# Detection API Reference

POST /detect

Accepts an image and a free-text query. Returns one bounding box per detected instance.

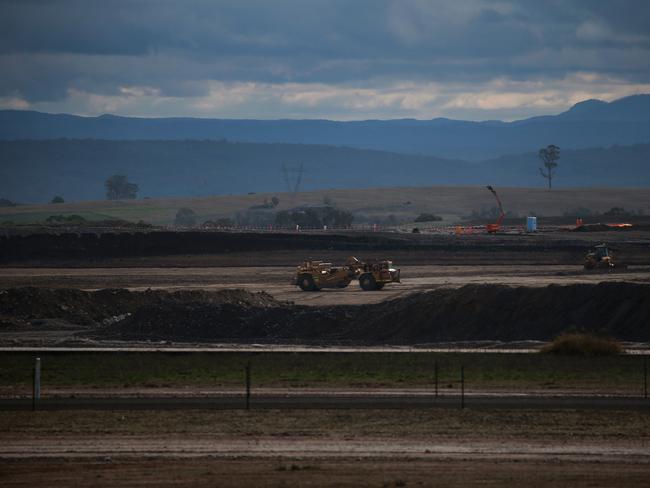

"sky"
[1,0,650,121]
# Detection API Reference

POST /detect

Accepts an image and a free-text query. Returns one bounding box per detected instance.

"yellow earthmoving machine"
[294,256,400,291]
[358,259,401,290]
[583,243,624,270]
[294,257,361,291]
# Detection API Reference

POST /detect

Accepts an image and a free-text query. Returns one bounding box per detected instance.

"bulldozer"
[294,256,400,291]
[583,243,624,270]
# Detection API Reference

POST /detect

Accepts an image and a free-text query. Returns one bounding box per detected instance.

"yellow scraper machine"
[294,256,400,291]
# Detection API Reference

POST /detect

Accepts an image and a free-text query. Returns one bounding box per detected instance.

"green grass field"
[1,352,646,393]
[2,186,649,225]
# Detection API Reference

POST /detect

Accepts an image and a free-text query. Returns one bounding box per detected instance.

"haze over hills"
[1,139,649,203]
[1,94,649,203]
[1,95,650,161]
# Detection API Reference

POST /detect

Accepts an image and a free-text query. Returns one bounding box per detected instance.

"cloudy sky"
[1,0,649,120]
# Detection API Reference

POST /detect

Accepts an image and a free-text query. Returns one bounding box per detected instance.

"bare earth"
[3,230,650,485]
[1,409,650,487]
[2,264,650,306]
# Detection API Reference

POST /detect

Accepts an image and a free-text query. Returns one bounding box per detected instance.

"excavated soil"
[3,229,650,266]
[2,283,649,344]
[0,288,279,329]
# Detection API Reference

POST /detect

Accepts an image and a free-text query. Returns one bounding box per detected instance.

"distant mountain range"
[1,139,649,202]
[1,95,650,161]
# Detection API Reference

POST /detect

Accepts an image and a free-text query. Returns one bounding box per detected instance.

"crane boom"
[486,185,505,232]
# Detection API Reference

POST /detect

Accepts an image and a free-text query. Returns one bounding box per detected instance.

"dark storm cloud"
[0,0,649,118]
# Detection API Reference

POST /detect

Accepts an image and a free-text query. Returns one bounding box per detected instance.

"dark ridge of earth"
[0,230,570,262]
[2,283,649,343]
[2,229,649,265]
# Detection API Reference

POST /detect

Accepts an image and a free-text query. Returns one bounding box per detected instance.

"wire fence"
[23,353,649,411]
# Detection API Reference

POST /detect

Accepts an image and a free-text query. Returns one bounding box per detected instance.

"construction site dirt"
[2,227,650,265]
[1,280,649,346]
[2,228,650,486]
[1,227,650,346]
[2,408,650,487]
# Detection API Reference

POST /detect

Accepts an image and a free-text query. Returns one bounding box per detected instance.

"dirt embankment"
[0,231,415,262]
[2,283,649,343]
[0,288,279,328]
[2,229,643,264]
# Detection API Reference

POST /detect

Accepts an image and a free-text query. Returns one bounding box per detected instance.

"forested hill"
[1,95,649,160]
[1,139,649,202]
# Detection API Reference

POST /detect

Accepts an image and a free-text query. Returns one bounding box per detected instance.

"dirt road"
[2,435,647,461]
[2,264,649,305]
[2,408,650,486]
[3,455,649,487]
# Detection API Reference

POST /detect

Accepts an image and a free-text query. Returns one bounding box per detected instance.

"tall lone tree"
[538,144,560,189]
[105,175,139,200]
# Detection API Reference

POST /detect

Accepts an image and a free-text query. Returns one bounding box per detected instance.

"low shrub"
[174,207,197,226]
[45,214,86,223]
[0,198,17,207]
[414,212,442,222]
[541,333,622,356]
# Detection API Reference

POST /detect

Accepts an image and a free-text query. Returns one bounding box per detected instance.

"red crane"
[485,185,505,233]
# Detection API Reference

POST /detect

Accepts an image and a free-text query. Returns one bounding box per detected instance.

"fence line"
[27,354,648,411]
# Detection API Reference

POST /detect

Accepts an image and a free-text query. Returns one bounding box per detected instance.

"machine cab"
[594,244,610,260]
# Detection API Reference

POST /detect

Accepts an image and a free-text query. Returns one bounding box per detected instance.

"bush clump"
[45,214,86,223]
[414,212,442,222]
[541,333,623,356]
[0,198,17,207]
[275,206,353,228]
[250,196,279,210]
[174,207,197,226]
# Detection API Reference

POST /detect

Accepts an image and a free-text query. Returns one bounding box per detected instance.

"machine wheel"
[298,274,318,291]
[359,273,377,291]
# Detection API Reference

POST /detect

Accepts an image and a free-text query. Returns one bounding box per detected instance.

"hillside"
[0,139,470,202]
[1,95,649,160]
[1,186,648,226]
[481,144,650,187]
[1,139,650,204]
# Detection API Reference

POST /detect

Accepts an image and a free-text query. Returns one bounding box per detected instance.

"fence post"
[434,361,438,400]
[33,357,41,411]
[460,365,465,410]
[245,360,251,410]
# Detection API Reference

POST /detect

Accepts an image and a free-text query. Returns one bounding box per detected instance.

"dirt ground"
[2,229,650,485]
[1,409,650,487]
[3,457,650,487]
[2,264,650,306]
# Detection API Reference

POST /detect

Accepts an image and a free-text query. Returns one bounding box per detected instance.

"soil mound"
[4,283,649,343]
[572,223,633,232]
[94,282,650,344]
[359,282,650,343]
[0,231,416,262]
[0,287,279,327]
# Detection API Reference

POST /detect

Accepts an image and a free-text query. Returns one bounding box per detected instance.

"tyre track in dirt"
[2,264,650,306]
[2,435,649,462]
